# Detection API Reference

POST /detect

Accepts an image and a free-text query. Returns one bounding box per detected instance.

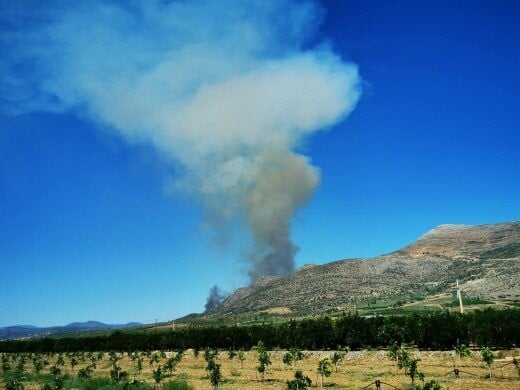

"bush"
[422,380,444,390]
[286,370,312,389]
[5,378,25,390]
[77,365,94,379]
[69,377,154,390]
[161,379,194,390]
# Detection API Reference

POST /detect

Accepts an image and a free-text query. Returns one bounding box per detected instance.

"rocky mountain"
[201,221,520,320]
[0,321,142,340]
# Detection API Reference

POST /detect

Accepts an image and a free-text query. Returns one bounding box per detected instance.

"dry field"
[2,348,520,389]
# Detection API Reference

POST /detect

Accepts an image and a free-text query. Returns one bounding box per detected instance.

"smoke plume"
[204,285,228,313]
[0,0,361,281]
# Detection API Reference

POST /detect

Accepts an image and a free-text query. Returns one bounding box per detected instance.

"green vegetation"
[208,361,221,389]
[152,364,163,384]
[1,346,517,389]
[480,347,496,378]
[0,309,518,354]
[421,380,444,390]
[161,379,193,390]
[255,341,271,380]
[445,297,492,307]
[408,358,422,385]
[316,358,332,387]
[286,370,312,389]
[331,350,346,372]
[282,348,304,368]
[454,339,471,367]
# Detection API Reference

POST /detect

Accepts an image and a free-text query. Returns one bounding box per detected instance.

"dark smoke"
[247,224,299,282]
[204,285,227,312]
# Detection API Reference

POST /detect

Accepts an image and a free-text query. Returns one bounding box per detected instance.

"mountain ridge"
[0,321,142,340]
[198,220,520,321]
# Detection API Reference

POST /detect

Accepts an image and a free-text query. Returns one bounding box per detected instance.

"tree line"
[1,308,518,353]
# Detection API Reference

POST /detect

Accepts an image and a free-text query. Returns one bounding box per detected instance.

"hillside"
[197,221,520,321]
[0,321,142,341]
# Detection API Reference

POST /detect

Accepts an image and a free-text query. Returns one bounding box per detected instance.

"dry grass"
[260,307,293,315]
[3,349,520,389]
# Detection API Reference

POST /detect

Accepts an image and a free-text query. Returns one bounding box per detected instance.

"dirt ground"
[2,348,520,389]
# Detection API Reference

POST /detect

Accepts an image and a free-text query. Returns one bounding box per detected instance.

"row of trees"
[0,309,517,353]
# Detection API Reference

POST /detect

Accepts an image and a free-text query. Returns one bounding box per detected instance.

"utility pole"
[456,279,464,314]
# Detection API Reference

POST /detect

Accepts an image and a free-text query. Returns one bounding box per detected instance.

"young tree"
[110,363,127,382]
[2,354,11,373]
[397,348,412,374]
[256,341,271,380]
[408,358,422,385]
[175,350,185,363]
[331,351,346,372]
[283,349,304,369]
[228,347,237,360]
[15,359,25,375]
[164,356,179,376]
[291,349,304,363]
[317,358,332,387]
[108,352,119,365]
[149,353,160,365]
[388,342,400,361]
[209,362,222,389]
[389,345,415,376]
[480,347,496,378]
[286,370,312,390]
[238,350,246,368]
[204,348,218,365]
[77,365,93,379]
[55,355,65,367]
[152,364,163,385]
[33,359,43,375]
[283,352,294,368]
[50,365,61,377]
[69,357,78,371]
[136,357,143,374]
[454,340,471,367]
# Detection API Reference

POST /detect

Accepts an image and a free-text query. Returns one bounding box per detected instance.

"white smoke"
[0,0,361,281]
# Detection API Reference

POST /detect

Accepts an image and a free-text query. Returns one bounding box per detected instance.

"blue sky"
[1,0,519,327]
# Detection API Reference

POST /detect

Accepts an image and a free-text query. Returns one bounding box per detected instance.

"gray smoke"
[0,0,362,282]
[204,285,227,312]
